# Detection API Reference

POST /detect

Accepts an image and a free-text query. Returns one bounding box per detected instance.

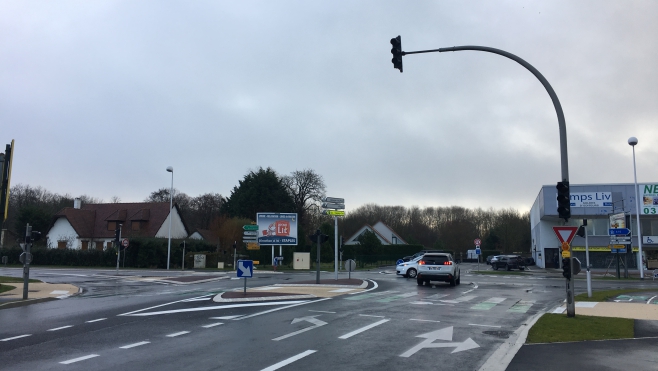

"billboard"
[256,213,298,245]
[609,212,627,229]
[640,184,658,215]
[569,192,612,207]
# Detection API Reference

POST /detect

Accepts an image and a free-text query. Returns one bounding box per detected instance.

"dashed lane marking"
[1,334,31,341]
[338,319,390,339]
[120,341,150,349]
[48,325,73,331]
[202,323,224,328]
[410,319,441,323]
[469,323,501,328]
[260,350,317,371]
[376,292,418,303]
[344,290,398,301]
[59,354,99,364]
[85,318,107,323]
[166,331,190,337]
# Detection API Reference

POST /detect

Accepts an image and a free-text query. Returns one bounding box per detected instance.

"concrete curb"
[477,310,545,371]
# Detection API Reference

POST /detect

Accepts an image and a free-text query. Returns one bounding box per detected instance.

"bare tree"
[281,169,326,229]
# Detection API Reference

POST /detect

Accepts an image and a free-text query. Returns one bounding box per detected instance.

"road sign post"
[553,226,578,317]
[237,260,253,293]
[345,259,356,280]
[322,197,345,281]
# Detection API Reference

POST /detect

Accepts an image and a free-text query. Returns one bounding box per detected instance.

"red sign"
[474,238,481,246]
[552,226,578,244]
[263,220,291,237]
[121,238,129,248]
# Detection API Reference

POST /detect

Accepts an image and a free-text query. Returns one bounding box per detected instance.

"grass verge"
[0,276,40,284]
[471,270,528,275]
[527,313,634,343]
[0,284,16,294]
[575,288,658,302]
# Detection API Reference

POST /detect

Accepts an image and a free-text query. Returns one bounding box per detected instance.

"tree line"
[1,167,530,258]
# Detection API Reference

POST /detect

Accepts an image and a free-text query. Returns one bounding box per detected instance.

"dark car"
[492,255,526,271]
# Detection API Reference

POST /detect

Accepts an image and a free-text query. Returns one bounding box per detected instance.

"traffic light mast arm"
[397,44,569,186]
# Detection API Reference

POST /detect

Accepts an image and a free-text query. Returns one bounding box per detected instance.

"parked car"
[487,255,501,265]
[524,256,535,266]
[396,256,423,278]
[416,253,460,287]
[492,255,526,271]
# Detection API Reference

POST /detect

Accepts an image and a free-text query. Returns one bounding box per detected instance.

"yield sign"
[552,226,578,244]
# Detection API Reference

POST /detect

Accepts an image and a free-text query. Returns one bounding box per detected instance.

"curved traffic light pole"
[400,44,575,317]
[403,45,569,184]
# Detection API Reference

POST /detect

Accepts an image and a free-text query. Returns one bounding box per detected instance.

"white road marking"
[410,319,441,323]
[48,325,73,331]
[308,310,335,314]
[648,296,657,304]
[260,350,316,371]
[272,316,327,341]
[469,323,501,328]
[338,319,390,339]
[329,288,355,293]
[59,354,99,364]
[166,331,190,337]
[1,334,31,341]
[551,306,566,314]
[235,298,331,320]
[122,301,309,316]
[454,295,477,302]
[410,301,434,305]
[359,314,385,318]
[253,287,280,290]
[202,322,224,328]
[210,315,242,320]
[85,318,107,323]
[118,293,227,316]
[575,302,598,308]
[120,341,150,349]
[347,279,378,294]
[50,290,70,295]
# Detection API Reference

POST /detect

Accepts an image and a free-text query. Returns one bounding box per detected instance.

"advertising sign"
[257,212,298,245]
[567,192,612,207]
[640,184,658,215]
[609,212,627,229]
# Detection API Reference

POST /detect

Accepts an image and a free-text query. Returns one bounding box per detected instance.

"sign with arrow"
[272,315,327,341]
[552,226,578,244]
[237,260,253,278]
[243,224,258,231]
[609,228,631,236]
[399,326,479,357]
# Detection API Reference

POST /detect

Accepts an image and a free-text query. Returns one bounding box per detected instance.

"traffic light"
[576,225,585,238]
[556,181,570,221]
[562,258,571,279]
[309,229,329,243]
[31,231,41,242]
[114,228,120,245]
[390,36,403,72]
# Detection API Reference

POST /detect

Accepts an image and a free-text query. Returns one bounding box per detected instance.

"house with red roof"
[344,221,407,245]
[46,198,188,250]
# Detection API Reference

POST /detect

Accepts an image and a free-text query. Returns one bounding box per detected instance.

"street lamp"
[166,166,173,270]
[628,137,644,279]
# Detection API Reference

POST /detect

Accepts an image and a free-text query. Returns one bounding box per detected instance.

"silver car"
[396,256,423,278]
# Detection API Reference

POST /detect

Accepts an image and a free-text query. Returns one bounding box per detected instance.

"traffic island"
[526,314,634,343]
[213,278,369,303]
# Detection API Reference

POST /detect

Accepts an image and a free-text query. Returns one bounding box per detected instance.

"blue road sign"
[475,248,481,255]
[237,260,253,278]
[396,259,404,265]
[609,228,631,236]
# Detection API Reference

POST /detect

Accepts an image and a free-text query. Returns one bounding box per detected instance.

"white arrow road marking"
[59,354,99,364]
[260,350,317,371]
[338,319,390,339]
[273,316,327,341]
[238,261,251,276]
[400,326,480,357]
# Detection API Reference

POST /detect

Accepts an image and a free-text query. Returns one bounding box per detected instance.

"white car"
[396,256,422,278]
[416,253,460,287]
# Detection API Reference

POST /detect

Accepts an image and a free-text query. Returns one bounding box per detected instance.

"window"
[132,221,140,231]
[108,221,116,231]
[57,241,67,249]
[392,236,398,244]
[106,241,113,249]
[96,241,104,251]
[81,241,89,251]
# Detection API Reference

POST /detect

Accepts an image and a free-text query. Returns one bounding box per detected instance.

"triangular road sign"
[552,226,579,244]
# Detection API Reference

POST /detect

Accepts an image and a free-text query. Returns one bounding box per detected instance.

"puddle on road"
[483,330,514,339]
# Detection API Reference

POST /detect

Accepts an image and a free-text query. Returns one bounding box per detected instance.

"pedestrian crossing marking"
[507,300,535,313]
[376,292,418,303]
[471,297,506,310]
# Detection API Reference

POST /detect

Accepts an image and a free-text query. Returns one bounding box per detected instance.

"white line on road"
[235,298,331,320]
[59,354,99,364]
[202,323,224,328]
[123,301,309,316]
[359,314,385,318]
[1,334,31,341]
[260,350,316,371]
[210,315,242,320]
[118,293,228,316]
[347,279,378,294]
[120,341,150,349]
[339,319,390,339]
[469,323,501,328]
[85,318,107,323]
[410,319,441,323]
[48,325,73,331]
[308,310,335,314]
[166,331,190,337]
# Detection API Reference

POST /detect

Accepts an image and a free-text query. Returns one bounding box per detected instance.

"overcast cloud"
[2,1,657,212]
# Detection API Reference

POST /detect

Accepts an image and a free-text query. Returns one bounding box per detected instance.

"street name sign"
[609,228,631,236]
[246,243,259,250]
[243,231,257,236]
[322,202,345,209]
[323,197,344,203]
[243,225,258,231]
[552,226,579,244]
[323,210,345,216]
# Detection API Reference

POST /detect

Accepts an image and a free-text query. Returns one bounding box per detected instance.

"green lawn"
[527,314,634,343]
[0,276,40,284]
[575,288,658,302]
[0,284,16,294]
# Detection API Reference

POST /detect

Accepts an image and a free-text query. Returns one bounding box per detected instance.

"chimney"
[74,198,82,209]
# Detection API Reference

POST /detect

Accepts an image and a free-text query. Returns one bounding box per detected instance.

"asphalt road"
[0,265,654,370]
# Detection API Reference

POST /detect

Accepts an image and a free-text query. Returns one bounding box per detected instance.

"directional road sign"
[609,228,631,236]
[323,210,345,216]
[475,247,481,255]
[322,202,345,209]
[246,243,259,250]
[243,225,258,231]
[19,252,32,264]
[396,259,404,265]
[323,197,344,203]
[237,260,253,278]
[243,231,257,236]
[552,226,579,244]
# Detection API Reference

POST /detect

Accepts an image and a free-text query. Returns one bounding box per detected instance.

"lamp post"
[166,166,173,270]
[628,137,644,279]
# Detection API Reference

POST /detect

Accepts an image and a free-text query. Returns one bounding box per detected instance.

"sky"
[2,1,657,213]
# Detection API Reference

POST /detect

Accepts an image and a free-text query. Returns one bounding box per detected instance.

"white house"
[46,198,188,250]
[344,221,407,245]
